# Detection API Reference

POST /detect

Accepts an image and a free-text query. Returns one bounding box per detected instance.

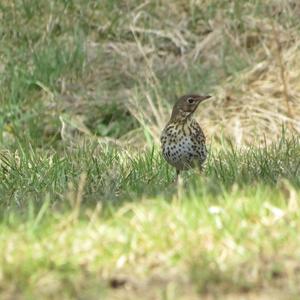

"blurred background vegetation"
[1,0,299,150]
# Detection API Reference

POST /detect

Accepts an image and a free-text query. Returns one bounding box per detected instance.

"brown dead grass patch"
[124,13,300,147]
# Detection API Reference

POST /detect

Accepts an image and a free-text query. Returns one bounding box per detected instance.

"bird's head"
[170,94,211,122]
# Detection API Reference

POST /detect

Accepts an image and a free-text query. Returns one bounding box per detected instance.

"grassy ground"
[1,138,300,299]
[1,0,300,299]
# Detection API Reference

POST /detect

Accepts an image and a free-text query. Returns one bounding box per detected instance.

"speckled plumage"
[161,94,211,180]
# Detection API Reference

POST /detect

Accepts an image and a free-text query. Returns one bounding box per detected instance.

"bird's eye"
[187,97,194,104]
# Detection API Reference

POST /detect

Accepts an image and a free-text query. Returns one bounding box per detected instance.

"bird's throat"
[170,109,193,123]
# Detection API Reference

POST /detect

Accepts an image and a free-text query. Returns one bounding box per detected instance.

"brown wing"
[190,120,207,167]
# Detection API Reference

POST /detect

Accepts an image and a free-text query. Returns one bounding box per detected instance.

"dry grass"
[207,23,300,145]
[122,5,300,146]
[2,1,300,148]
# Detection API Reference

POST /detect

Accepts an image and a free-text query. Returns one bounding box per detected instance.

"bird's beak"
[197,95,212,102]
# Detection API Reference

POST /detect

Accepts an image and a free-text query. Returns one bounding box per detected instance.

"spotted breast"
[161,118,207,171]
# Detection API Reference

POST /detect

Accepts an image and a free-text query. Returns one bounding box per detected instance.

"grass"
[1,0,300,299]
[0,137,300,299]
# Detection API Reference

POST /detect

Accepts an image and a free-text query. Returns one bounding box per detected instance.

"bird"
[160,94,211,182]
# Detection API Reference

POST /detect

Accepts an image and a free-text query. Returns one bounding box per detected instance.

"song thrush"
[161,94,211,181]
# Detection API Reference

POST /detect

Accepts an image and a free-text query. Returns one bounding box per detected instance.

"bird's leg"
[175,169,180,184]
[197,163,204,177]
